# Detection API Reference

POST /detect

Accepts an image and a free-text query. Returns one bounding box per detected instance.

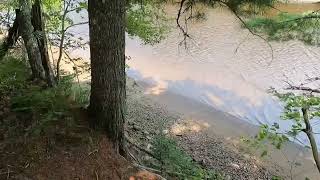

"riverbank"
[51,52,290,179]
[52,39,319,179]
[0,54,277,179]
[126,78,283,179]
[128,78,320,179]
[1,43,318,179]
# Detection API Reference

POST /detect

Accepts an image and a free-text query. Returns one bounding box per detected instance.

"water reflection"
[125,5,320,146]
[68,2,320,146]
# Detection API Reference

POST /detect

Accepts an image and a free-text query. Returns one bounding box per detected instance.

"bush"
[71,84,90,107]
[0,57,29,95]
[245,12,320,45]
[0,57,90,136]
[151,136,223,180]
[9,75,73,134]
[12,75,72,110]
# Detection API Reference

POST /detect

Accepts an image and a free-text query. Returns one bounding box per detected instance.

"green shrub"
[0,57,29,95]
[71,84,90,107]
[12,75,73,111]
[152,136,223,180]
[10,75,74,134]
[245,12,320,45]
[0,56,90,137]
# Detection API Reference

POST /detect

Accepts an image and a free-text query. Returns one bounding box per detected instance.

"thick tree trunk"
[88,0,126,154]
[31,0,55,86]
[19,0,46,80]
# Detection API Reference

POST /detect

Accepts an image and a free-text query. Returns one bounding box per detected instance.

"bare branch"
[217,0,274,65]
[176,0,192,47]
[282,74,320,94]
[64,21,88,32]
[285,85,320,94]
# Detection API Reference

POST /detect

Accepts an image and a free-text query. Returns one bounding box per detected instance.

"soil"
[0,92,161,180]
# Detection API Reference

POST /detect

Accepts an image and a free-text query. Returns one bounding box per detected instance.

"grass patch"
[245,12,320,45]
[0,56,90,137]
[0,56,29,95]
[0,57,102,179]
[151,135,224,180]
[70,84,90,107]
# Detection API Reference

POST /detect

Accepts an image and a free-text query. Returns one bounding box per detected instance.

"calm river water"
[69,3,320,146]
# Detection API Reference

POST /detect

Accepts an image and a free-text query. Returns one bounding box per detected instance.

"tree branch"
[217,0,274,64]
[176,0,191,47]
[64,21,88,32]
[285,85,320,94]
[301,108,320,173]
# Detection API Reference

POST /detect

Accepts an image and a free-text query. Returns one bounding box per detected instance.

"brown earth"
[0,93,160,180]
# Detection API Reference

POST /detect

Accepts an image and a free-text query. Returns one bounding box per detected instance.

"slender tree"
[88,0,126,154]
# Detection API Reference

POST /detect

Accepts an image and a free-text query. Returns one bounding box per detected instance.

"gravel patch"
[125,78,286,179]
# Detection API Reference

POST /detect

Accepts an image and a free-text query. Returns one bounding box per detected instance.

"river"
[69,2,320,147]
[125,3,320,146]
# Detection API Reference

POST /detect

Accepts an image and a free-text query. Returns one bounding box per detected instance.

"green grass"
[0,56,29,95]
[0,56,90,136]
[151,136,224,180]
[71,84,90,107]
[245,12,320,45]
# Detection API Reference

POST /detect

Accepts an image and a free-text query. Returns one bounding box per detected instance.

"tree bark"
[56,0,69,81]
[31,0,55,86]
[19,0,46,80]
[88,0,126,154]
[302,108,320,173]
[0,9,20,60]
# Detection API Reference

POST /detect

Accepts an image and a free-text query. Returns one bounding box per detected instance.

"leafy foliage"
[275,92,320,138]
[152,136,223,179]
[243,122,289,157]
[70,84,90,107]
[126,2,169,44]
[0,56,89,136]
[245,88,320,156]
[246,12,320,45]
[11,76,89,136]
[12,75,73,113]
[0,56,29,95]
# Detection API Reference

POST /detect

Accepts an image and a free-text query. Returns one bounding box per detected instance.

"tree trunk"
[302,108,320,173]
[55,0,68,81]
[31,0,55,86]
[88,0,126,154]
[0,9,20,59]
[19,0,46,80]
